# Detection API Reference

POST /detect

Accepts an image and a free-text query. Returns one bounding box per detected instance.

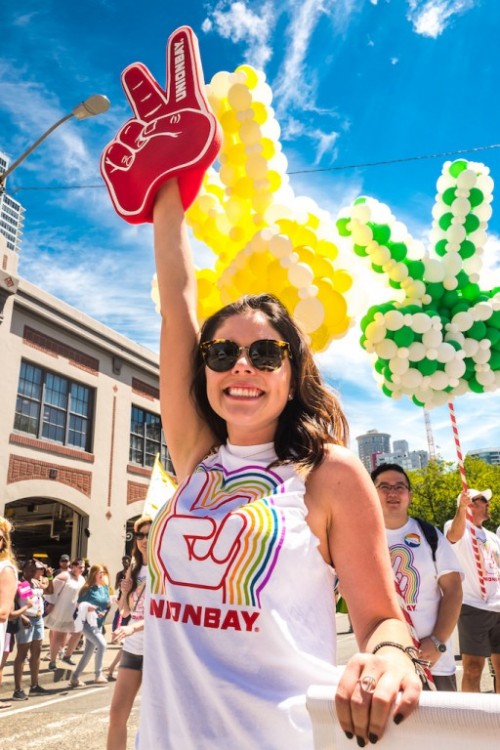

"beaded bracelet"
[372,641,432,686]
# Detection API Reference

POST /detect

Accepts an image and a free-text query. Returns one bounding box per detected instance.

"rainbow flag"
[143,454,177,520]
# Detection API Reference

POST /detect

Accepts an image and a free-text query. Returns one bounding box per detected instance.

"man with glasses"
[371,463,463,690]
[445,488,500,692]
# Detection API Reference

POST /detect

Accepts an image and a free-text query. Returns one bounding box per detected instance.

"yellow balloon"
[228,83,253,111]
[235,64,259,89]
[251,102,268,125]
[332,269,353,293]
[260,137,276,160]
[220,109,240,133]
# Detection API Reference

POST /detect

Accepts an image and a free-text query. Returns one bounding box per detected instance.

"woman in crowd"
[44,558,85,669]
[0,517,17,709]
[106,516,150,750]
[102,41,423,746]
[12,559,47,700]
[69,563,110,687]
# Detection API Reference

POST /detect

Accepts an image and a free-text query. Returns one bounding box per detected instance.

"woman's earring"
[288,392,294,401]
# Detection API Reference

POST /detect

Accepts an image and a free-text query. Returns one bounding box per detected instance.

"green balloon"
[464,359,475,375]
[370,223,391,245]
[468,320,487,340]
[403,304,422,315]
[447,339,462,351]
[394,326,415,347]
[426,282,445,301]
[468,188,484,207]
[354,244,368,257]
[489,310,500,327]
[462,283,480,301]
[441,290,460,308]
[442,188,457,206]
[374,359,385,374]
[486,327,500,347]
[382,385,393,398]
[353,196,367,205]
[455,271,470,290]
[438,213,453,230]
[372,263,384,274]
[418,358,439,375]
[336,218,351,237]
[464,214,480,234]
[388,279,402,289]
[360,309,377,330]
[451,302,470,316]
[388,242,408,262]
[449,160,468,177]
[407,260,425,280]
[469,377,484,394]
[383,366,393,383]
[489,350,500,369]
[412,396,425,407]
[459,240,475,259]
[435,239,448,257]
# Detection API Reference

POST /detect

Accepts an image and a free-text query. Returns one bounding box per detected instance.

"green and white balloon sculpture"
[337,159,500,409]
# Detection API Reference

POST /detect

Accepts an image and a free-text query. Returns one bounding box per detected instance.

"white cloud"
[406,1,477,38]
[390,57,399,65]
[202,1,274,69]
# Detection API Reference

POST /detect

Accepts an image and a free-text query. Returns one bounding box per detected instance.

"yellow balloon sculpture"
[154,65,353,352]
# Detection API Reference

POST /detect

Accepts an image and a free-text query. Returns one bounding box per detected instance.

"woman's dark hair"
[128,516,151,600]
[192,294,348,469]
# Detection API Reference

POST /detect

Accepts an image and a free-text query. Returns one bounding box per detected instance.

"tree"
[408,457,500,531]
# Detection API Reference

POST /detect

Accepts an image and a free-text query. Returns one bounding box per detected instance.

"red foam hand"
[101,26,222,223]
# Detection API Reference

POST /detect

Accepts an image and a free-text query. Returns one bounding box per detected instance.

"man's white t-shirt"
[444,520,500,612]
[386,518,463,676]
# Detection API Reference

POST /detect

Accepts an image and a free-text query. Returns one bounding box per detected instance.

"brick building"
[0,236,170,574]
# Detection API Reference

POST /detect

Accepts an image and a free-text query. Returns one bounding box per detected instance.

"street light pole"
[0,94,110,192]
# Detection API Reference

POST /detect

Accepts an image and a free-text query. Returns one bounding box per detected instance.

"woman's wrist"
[372,641,431,684]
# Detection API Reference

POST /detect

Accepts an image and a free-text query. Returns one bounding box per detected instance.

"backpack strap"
[413,516,439,563]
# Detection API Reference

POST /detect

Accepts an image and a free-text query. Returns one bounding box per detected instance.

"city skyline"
[1,1,499,463]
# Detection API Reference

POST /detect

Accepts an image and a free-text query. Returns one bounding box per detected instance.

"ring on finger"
[358,674,377,694]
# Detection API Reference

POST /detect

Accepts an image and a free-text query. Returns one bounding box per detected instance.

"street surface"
[0,614,494,748]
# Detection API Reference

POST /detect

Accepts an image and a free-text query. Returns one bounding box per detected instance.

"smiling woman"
[101,25,423,749]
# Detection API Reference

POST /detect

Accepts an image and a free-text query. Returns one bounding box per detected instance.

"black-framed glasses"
[200,339,291,372]
[375,482,410,494]
[472,496,489,504]
[134,531,150,540]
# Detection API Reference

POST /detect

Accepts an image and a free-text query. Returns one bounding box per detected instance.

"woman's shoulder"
[306,444,372,501]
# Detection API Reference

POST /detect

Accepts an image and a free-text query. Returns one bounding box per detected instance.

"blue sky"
[1,0,499,463]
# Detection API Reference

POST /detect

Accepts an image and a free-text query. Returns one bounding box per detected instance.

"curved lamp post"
[0,94,110,192]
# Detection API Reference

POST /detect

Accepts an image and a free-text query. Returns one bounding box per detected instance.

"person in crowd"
[112,555,131,632]
[0,517,17,709]
[106,517,149,750]
[371,464,463,690]
[44,559,85,669]
[12,559,47,700]
[69,563,110,687]
[445,488,500,692]
[54,554,71,577]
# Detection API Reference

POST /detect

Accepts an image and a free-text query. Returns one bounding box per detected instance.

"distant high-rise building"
[0,151,25,253]
[467,448,500,466]
[356,429,391,472]
[393,439,409,454]
[375,449,429,471]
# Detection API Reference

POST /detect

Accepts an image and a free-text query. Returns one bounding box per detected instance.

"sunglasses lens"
[249,341,285,370]
[203,341,239,372]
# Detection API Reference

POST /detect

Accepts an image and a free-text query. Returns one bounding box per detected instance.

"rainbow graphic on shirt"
[149,459,287,608]
[389,543,421,607]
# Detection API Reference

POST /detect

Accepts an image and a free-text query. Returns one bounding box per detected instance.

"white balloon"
[443,276,458,290]
[436,342,457,363]
[351,223,373,246]
[472,348,491,365]
[456,169,477,190]
[423,329,442,348]
[451,197,471,217]
[400,368,423,389]
[384,310,405,331]
[424,259,445,283]
[445,359,466,378]
[365,322,387,344]
[443,253,463,275]
[389,357,409,375]
[446,224,466,244]
[462,338,479,357]
[472,301,493,321]
[476,369,495,386]
[452,311,473,331]
[374,338,398,358]
[408,341,427,361]
[350,203,372,223]
[411,312,433,334]
[429,370,449,391]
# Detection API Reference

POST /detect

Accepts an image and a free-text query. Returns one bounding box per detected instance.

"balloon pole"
[448,400,487,599]
[393,580,435,688]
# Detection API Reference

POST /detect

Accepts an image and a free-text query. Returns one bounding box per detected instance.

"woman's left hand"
[335,651,421,745]
[112,624,134,643]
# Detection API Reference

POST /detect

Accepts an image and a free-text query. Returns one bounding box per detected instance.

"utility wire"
[9,142,500,192]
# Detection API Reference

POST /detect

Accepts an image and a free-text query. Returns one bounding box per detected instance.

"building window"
[130,405,172,471]
[14,361,94,451]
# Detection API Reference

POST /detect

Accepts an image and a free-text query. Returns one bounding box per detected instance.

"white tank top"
[139,442,339,749]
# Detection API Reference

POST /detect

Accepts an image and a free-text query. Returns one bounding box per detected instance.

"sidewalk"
[1,629,122,700]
